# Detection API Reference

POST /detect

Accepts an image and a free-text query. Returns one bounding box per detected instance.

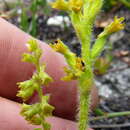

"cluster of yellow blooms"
[50,0,83,12]
[99,16,125,38]
[50,39,85,81]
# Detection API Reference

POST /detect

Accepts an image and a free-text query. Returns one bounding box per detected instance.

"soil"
[90,96,130,130]
[3,3,130,130]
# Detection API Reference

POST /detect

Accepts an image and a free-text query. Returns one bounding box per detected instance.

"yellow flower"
[99,17,125,37]
[62,57,85,81]
[75,57,85,71]
[50,0,69,11]
[50,0,83,12]
[50,39,67,54]
[69,0,83,12]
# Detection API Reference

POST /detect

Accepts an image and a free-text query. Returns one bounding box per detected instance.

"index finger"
[0,17,78,120]
[0,17,98,120]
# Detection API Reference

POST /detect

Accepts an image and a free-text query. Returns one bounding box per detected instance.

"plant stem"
[90,111,130,121]
[37,87,44,130]
[91,123,130,129]
[78,91,91,130]
[78,68,94,130]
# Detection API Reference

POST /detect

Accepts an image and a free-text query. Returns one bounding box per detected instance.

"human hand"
[0,17,96,130]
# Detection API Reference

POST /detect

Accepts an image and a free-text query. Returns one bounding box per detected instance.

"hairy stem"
[36,76,48,130]
[78,69,94,130]
[78,92,91,130]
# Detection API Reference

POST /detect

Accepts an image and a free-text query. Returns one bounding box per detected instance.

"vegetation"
[17,0,125,130]
[19,0,50,37]
[103,0,130,11]
[17,39,54,130]
[50,1,124,130]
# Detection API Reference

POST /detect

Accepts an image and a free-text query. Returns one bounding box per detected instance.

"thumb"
[0,97,93,130]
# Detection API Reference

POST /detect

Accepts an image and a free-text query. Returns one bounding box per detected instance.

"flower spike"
[17,39,54,130]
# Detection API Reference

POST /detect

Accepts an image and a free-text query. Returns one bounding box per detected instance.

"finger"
[0,17,33,100]
[0,17,98,120]
[0,17,77,120]
[0,97,93,130]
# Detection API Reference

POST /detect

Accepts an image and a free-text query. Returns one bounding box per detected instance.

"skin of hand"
[0,17,97,129]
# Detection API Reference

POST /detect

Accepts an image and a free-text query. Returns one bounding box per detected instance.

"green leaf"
[91,36,107,60]
[20,8,29,32]
[30,0,38,13]
[29,14,38,37]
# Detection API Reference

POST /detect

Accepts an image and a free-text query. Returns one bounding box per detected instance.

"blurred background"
[0,0,130,129]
